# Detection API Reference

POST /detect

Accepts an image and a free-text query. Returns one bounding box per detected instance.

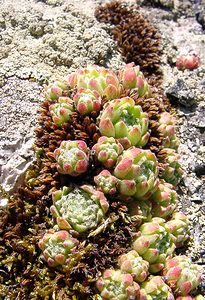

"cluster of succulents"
[99,97,150,149]
[38,229,79,267]
[49,97,74,126]
[150,180,178,219]
[37,63,203,299]
[165,212,190,248]
[132,217,176,273]
[96,269,140,299]
[50,185,109,233]
[138,276,175,300]
[163,256,202,296]
[92,136,123,168]
[118,62,149,96]
[114,147,159,199]
[158,112,179,149]
[67,64,121,100]
[117,250,149,283]
[159,148,183,186]
[54,140,89,176]
[73,87,101,115]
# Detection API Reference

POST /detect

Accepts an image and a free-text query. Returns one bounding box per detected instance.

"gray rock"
[166,78,196,107]
[196,10,205,29]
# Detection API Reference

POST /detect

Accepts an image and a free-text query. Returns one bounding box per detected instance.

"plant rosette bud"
[163,255,202,296]
[45,79,69,101]
[176,55,200,70]
[50,185,109,233]
[73,88,101,115]
[92,136,123,168]
[49,97,74,126]
[119,62,149,97]
[67,65,121,100]
[114,147,159,200]
[54,140,89,176]
[158,112,179,149]
[165,212,190,248]
[150,180,178,219]
[96,269,140,299]
[99,97,150,149]
[118,250,149,283]
[159,148,183,186]
[38,229,79,267]
[94,170,118,195]
[138,276,175,300]
[132,217,176,273]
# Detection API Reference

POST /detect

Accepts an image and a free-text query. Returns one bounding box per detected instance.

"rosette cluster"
[99,97,150,149]
[37,64,202,300]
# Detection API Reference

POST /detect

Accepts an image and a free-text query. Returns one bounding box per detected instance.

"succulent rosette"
[92,136,123,168]
[165,212,190,248]
[54,140,89,176]
[49,97,74,126]
[132,217,176,273]
[96,269,140,299]
[158,112,179,149]
[159,148,183,186]
[73,87,101,115]
[176,55,200,70]
[138,276,175,300]
[94,170,118,195]
[126,200,152,227]
[45,79,69,101]
[99,97,150,149]
[119,62,149,97]
[38,229,79,267]
[150,180,178,219]
[50,185,109,233]
[118,250,149,283]
[163,256,202,296]
[67,65,121,100]
[114,147,159,200]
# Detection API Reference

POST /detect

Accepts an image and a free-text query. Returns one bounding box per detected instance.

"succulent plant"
[49,97,74,126]
[54,140,89,176]
[50,185,109,233]
[38,229,79,267]
[99,97,150,149]
[165,212,190,248]
[67,65,121,100]
[96,269,140,299]
[163,255,202,296]
[118,250,149,283]
[92,136,123,168]
[158,112,179,149]
[94,170,118,195]
[45,79,69,101]
[119,63,149,97]
[126,200,152,227]
[150,180,178,219]
[132,217,176,273]
[159,149,183,186]
[73,87,101,115]
[114,147,159,200]
[176,296,205,300]
[138,276,175,300]
[176,55,200,70]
